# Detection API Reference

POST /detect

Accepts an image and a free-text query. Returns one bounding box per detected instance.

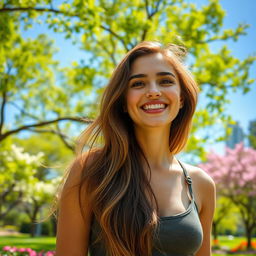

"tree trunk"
[0,186,22,219]
[51,216,57,236]
[30,205,40,237]
[212,221,218,241]
[246,227,253,250]
[30,222,37,237]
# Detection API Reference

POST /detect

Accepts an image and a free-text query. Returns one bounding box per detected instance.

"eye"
[130,81,145,88]
[160,79,174,85]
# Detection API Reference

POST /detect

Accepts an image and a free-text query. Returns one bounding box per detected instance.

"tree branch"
[27,126,75,151]
[141,0,163,41]
[56,124,75,151]
[0,6,129,52]
[0,91,7,135]
[0,60,13,135]
[24,204,33,220]
[0,116,93,142]
[0,6,64,14]
[99,39,117,66]
[144,0,150,18]
[149,0,163,19]
[196,33,245,45]
[0,199,21,219]
[1,184,15,202]
[0,189,23,219]
[8,101,41,121]
[100,25,129,51]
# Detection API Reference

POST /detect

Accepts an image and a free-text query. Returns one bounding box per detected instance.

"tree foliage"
[0,140,44,219]
[0,0,255,154]
[0,139,59,236]
[13,133,74,175]
[22,177,60,237]
[199,143,256,249]
[212,196,239,241]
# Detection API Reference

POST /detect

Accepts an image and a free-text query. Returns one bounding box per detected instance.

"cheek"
[126,90,141,109]
[166,89,181,102]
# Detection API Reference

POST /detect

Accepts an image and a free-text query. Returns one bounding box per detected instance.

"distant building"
[226,122,244,149]
[248,119,256,148]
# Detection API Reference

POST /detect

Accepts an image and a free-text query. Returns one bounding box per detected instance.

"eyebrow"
[128,72,175,81]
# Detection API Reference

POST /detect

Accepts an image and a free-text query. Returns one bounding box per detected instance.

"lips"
[141,100,167,110]
[142,103,166,110]
[140,101,168,113]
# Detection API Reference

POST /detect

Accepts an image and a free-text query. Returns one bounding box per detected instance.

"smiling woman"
[126,53,182,130]
[55,41,216,256]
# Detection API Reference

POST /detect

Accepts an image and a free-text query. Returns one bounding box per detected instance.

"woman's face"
[126,53,183,129]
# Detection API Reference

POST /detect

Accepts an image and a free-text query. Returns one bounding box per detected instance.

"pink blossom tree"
[199,143,256,250]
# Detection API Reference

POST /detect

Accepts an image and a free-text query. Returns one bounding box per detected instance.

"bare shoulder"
[183,162,215,189]
[180,162,216,256]
[181,162,216,213]
[63,149,100,190]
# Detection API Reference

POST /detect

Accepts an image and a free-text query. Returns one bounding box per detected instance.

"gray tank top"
[88,161,203,256]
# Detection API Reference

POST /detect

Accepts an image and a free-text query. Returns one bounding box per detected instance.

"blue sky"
[191,0,256,132]
[7,0,256,153]
[218,0,256,131]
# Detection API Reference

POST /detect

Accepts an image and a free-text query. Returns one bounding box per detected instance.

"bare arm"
[194,168,216,256]
[56,154,93,256]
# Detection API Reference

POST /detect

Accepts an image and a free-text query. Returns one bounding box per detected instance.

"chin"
[137,120,172,129]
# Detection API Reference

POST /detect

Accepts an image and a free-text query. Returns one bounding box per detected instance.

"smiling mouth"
[140,103,168,113]
[141,103,167,110]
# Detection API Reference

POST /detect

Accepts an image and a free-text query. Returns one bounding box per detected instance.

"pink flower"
[199,142,256,196]
[29,250,37,256]
[9,247,17,252]
[18,248,26,252]
[46,251,56,256]
[1,246,56,256]
[3,246,12,251]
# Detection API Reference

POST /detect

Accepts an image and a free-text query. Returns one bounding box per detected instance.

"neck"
[134,125,174,170]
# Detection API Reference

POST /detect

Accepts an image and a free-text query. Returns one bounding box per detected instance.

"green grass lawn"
[215,236,251,248]
[212,235,256,256]
[0,234,56,251]
[0,234,255,255]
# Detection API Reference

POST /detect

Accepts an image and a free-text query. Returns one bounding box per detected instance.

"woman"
[56,41,216,256]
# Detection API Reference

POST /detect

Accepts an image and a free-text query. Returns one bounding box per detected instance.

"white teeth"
[143,104,165,110]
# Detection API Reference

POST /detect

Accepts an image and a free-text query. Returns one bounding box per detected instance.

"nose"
[146,84,161,98]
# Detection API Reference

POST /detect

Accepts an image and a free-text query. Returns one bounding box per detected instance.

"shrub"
[0,246,55,256]
[19,222,30,234]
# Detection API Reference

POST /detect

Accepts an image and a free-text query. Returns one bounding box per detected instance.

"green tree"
[0,139,60,236]
[200,144,256,250]
[212,196,239,243]
[0,11,92,150]
[13,133,74,176]
[22,178,60,237]
[0,0,255,156]
[0,141,43,219]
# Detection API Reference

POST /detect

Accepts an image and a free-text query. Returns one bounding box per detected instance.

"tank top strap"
[177,159,194,200]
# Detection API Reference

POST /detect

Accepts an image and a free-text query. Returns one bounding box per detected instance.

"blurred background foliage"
[0,0,255,155]
[0,0,256,242]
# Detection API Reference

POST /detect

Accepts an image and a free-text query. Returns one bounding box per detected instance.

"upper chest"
[148,168,192,217]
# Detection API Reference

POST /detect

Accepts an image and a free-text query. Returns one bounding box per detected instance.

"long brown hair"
[75,41,198,256]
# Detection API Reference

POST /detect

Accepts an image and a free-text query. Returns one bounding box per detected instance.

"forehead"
[130,53,175,75]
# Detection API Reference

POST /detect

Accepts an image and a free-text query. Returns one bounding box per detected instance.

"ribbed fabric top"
[88,161,203,256]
